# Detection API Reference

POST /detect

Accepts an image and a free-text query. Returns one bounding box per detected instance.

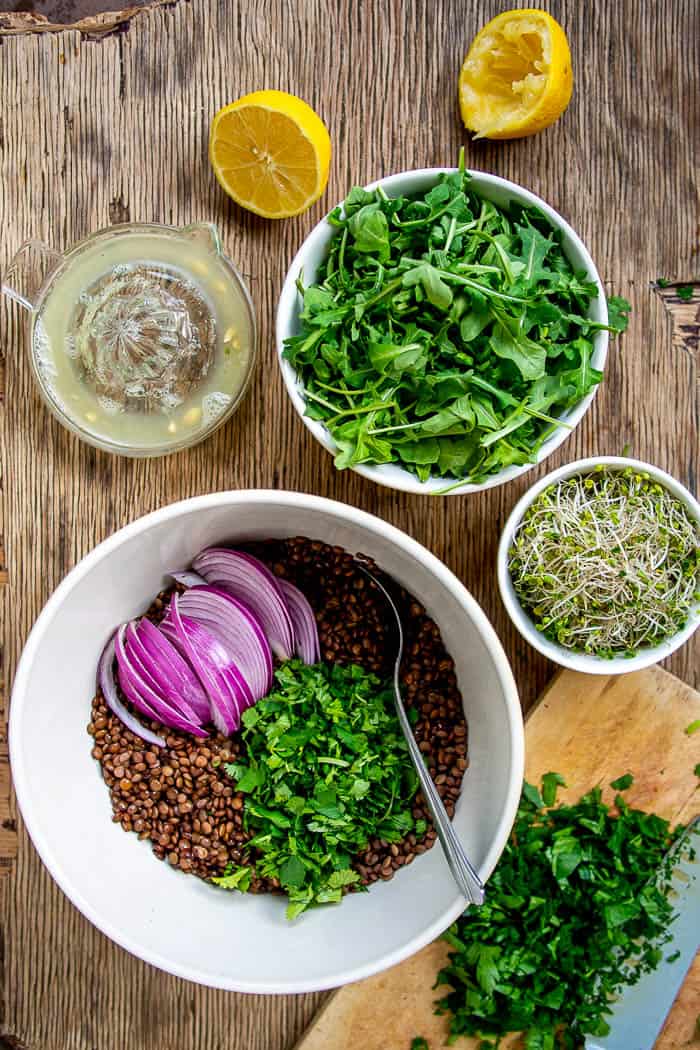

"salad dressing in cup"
[2,222,256,456]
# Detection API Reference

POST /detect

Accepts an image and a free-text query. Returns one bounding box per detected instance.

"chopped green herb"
[284,154,629,485]
[694,763,700,778]
[677,284,694,301]
[684,720,700,737]
[218,659,420,918]
[610,773,634,791]
[410,1039,429,1050]
[542,771,567,805]
[434,774,694,1049]
[508,467,700,657]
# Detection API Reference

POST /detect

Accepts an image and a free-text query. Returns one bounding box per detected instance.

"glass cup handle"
[1,239,63,312]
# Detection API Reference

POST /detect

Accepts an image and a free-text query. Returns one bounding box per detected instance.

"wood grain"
[0,0,698,1047]
[296,667,700,1050]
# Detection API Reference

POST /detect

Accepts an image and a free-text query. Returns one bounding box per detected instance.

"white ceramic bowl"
[10,490,523,993]
[497,457,700,674]
[276,168,609,495]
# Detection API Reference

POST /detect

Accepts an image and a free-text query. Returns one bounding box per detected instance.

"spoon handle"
[390,663,486,906]
[355,560,485,907]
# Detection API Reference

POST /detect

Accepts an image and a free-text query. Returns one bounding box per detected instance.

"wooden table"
[0,1,697,1046]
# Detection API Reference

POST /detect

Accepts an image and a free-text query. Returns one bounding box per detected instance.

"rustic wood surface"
[0,0,698,1047]
[296,666,700,1050]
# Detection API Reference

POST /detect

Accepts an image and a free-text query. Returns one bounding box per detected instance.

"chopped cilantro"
[677,284,694,300]
[684,720,700,737]
[434,774,694,1048]
[218,660,420,918]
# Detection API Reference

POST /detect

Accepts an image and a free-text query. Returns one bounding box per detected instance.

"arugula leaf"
[491,321,546,381]
[515,221,554,291]
[402,263,454,310]
[349,204,390,259]
[606,295,631,333]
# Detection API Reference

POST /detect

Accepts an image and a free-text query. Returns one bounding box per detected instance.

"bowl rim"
[10,488,524,993]
[25,222,258,459]
[497,456,700,674]
[276,166,609,496]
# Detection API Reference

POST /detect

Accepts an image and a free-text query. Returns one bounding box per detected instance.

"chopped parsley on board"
[428,774,695,1050]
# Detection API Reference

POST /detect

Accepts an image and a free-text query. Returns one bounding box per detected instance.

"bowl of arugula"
[277,158,629,494]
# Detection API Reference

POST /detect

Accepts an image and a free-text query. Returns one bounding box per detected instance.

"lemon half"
[210,90,331,219]
[459,10,573,140]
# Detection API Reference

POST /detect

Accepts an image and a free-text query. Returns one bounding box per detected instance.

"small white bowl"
[497,456,700,674]
[10,490,523,993]
[276,168,609,495]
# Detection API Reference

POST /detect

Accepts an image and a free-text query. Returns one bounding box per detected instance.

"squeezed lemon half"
[459,9,573,139]
[209,90,331,219]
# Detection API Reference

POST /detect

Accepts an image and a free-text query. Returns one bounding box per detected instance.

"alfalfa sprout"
[509,467,700,657]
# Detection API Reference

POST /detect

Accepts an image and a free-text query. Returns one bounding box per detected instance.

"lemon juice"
[30,224,254,455]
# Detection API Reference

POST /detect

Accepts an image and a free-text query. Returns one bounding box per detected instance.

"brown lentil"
[89,537,468,894]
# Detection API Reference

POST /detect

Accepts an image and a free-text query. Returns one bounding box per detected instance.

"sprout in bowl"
[498,457,700,674]
[276,161,628,495]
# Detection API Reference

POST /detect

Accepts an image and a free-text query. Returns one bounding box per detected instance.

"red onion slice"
[165,597,246,735]
[176,586,273,700]
[115,625,208,738]
[160,604,253,710]
[132,618,210,723]
[277,579,321,664]
[193,548,295,660]
[98,634,166,748]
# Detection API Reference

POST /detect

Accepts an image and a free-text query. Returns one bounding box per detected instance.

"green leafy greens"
[215,660,421,918]
[432,774,695,1049]
[284,155,629,485]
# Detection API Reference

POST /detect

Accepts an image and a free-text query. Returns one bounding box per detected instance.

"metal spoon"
[357,561,486,906]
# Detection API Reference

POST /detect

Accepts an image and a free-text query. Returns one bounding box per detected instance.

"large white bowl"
[10,490,523,993]
[497,457,700,674]
[276,168,609,495]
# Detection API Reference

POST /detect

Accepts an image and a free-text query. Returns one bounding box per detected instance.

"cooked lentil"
[88,537,468,892]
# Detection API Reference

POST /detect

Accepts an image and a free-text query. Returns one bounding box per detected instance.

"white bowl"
[497,457,700,674]
[10,490,523,993]
[276,168,609,495]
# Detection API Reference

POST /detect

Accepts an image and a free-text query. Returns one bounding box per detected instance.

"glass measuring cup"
[1,223,257,457]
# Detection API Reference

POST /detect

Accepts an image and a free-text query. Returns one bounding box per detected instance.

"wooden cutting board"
[296,667,700,1050]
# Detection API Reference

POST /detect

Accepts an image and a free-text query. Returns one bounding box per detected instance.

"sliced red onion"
[277,579,321,664]
[131,618,210,723]
[160,604,253,710]
[164,597,247,735]
[115,625,208,738]
[98,634,166,748]
[192,548,295,660]
[175,585,273,700]
[168,569,207,589]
